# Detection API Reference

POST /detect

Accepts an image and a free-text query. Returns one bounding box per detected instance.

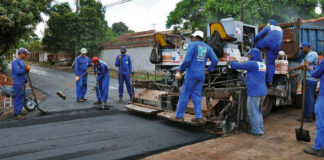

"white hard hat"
[80,48,87,54]
[279,51,286,56]
[191,30,204,39]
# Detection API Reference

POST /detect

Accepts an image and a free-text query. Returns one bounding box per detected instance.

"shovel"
[295,68,310,142]
[57,66,93,100]
[27,72,47,115]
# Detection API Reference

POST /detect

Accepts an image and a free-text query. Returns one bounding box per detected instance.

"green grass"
[39,61,52,67]
[134,73,164,81]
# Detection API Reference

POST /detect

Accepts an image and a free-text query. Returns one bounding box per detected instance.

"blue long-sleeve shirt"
[310,59,324,96]
[115,54,132,75]
[253,25,283,46]
[230,49,267,97]
[93,61,110,83]
[11,58,27,85]
[74,55,92,76]
[179,41,218,80]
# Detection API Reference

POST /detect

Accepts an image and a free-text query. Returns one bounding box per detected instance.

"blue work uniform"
[254,20,283,83]
[175,41,218,119]
[115,54,132,98]
[74,55,92,101]
[309,59,324,150]
[302,51,318,118]
[11,58,27,116]
[231,48,267,134]
[94,61,110,103]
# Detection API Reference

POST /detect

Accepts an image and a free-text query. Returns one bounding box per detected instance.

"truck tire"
[262,96,275,118]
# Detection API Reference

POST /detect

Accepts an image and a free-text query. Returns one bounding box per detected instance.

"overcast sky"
[35,0,322,38]
[35,0,181,38]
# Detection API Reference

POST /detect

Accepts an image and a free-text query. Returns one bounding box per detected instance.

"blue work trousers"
[247,96,265,134]
[313,96,324,150]
[76,74,88,101]
[96,75,110,103]
[13,84,25,116]
[175,78,204,119]
[118,74,132,98]
[304,79,317,118]
[255,39,280,83]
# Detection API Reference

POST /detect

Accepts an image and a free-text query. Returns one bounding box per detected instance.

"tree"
[0,0,51,56]
[112,22,134,36]
[78,0,109,55]
[43,0,110,56]
[43,3,80,54]
[167,0,324,32]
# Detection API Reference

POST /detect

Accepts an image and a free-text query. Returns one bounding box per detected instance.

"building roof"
[103,30,178,50]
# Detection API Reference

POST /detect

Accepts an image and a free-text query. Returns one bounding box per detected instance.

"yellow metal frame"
[209,23,236,40]
[154,33,174,48]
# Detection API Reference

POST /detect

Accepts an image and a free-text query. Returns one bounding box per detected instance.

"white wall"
[99,47,155,72]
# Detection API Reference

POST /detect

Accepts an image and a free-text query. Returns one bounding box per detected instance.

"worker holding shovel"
[115,46,132,102]
[92,57,110,108]
[11,48,31,120]
[75,48,92,102]
[303,61,324,157]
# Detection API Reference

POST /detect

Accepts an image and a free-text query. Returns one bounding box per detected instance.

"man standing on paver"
[289,42,318,122]
[230,48,267,136]
[92,57,110,108]
[254,20,283,85]
[174,30,218,123]
[11,48,31,120]
[115,46,132,102]
[75,48,92,102]
[304,59,324,157]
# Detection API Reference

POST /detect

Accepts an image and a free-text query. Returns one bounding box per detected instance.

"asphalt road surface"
[0,65,215,160]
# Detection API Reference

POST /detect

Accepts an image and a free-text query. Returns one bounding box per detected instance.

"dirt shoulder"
[0,73,46,119]
[143,106,320,160]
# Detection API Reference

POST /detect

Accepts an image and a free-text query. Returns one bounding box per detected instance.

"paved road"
[0,65,215,160]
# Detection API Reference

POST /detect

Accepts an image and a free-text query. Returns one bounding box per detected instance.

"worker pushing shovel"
[92,57,110,110]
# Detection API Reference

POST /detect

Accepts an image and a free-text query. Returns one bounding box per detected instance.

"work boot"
[247,131,263,136]
[118,97,122,102]
[77,99,85,102]
[81,98,87,101]
[93,101,101,105]
[171,115,184,121]
[191,118,204,124]
[128,97,133,104]
[102,102,108,107]
[304,147,324,157]
[14,114,25,120]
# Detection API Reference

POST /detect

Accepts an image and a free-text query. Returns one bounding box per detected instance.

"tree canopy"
[0,0,51,56]
[43,0,111,56]
[112,22,134,36]
[167,0,324,32]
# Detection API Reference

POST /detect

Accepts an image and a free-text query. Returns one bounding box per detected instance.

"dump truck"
[125,17,324,135]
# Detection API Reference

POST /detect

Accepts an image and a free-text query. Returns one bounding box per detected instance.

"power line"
[104,0,132,8]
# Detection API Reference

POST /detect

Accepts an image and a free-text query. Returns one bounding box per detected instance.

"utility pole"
[151,23,157,30]
[241,0,245,22]
[75,0,79,59]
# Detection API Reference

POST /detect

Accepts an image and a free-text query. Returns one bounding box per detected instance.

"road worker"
[254,20,283,85]
[74,48,92,102]
[304,59,324,157]
[92,57,110,108]
[230,48,267,136]
[289,42,318,122]
[174,30,218,123]
[11,48,31,120]
[115,46,133,102]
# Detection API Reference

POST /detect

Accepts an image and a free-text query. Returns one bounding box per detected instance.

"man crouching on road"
[92,57,110,109]
[230,48,267,136]
[174,30,218,124]
[11,48,31,120]
[303,60,324,157]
